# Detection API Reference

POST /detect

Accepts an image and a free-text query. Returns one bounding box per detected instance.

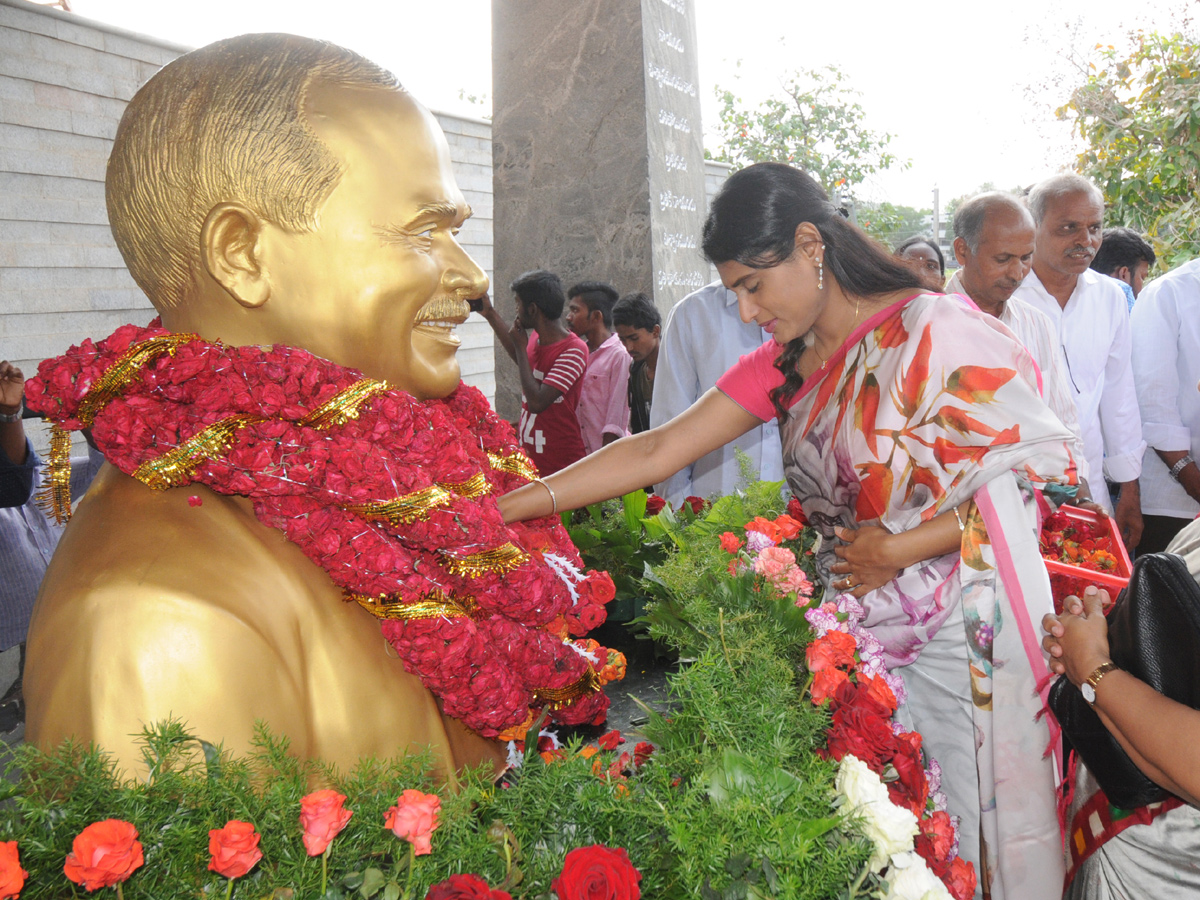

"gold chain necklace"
[809,296,862,372]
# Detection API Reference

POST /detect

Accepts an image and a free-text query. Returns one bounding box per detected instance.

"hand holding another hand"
[1041,585,1113,686]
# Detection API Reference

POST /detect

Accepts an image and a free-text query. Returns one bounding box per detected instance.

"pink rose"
[384,790,441,856]
[299,789,353,856]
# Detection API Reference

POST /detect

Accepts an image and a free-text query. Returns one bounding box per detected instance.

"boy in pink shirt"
[565,281,632,454]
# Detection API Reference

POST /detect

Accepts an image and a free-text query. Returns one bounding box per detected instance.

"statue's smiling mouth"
[414,296,470,334]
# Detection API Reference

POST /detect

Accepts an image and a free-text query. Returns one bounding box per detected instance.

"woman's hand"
[1041,586,1113,686]
[829,525,902,597]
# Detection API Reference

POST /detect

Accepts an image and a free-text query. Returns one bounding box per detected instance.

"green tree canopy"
[1057,31,1200,267]
[708,65,907,199]
[856,202,933,249]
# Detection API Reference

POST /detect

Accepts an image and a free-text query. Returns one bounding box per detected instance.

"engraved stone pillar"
[491,0,708,420]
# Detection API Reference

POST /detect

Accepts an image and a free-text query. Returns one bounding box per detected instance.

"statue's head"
[107,33,488,400]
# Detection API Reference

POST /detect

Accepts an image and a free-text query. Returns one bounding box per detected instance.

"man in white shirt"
[946,191,1094,500]
[1012,175,1145,549]
[1130,259,1200,553]
[650,281,783,505]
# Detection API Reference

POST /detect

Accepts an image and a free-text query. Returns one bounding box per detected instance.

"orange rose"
[207,820,263,879]
[773,514,803,541]
[804,631,858,672]
[745,516,781,543]
[860,673,898,715]
[810,667,849,705]
[719,532,744,554]
[0,841,26,900]
[64,819,144,891]
[384,790,441,856]
[299,789,353,857]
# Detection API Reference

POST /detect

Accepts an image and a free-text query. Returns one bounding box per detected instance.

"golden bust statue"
[25,34,507,778]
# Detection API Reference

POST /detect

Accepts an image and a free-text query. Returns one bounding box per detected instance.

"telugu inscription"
[647,64,696,97]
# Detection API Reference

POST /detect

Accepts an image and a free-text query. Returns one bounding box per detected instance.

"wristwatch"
[0,407,20,424]
[1081,662,1118,705]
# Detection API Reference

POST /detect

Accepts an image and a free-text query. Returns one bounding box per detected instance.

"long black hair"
[702,163,922,419]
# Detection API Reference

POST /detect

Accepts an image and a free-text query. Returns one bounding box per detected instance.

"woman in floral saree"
[500,163,1079,899]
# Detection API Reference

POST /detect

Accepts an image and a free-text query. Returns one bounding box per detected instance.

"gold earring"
[817,256,824,291]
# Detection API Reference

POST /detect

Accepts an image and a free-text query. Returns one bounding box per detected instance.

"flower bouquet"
[1039,505,1132,613]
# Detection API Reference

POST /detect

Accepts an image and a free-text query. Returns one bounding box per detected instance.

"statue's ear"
[201,203,270,309]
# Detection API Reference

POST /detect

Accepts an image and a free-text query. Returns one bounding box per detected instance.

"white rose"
[881,851,953,900]
[835,756,919,872]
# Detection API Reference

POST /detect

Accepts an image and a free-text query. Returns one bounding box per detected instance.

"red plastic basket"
[1040,505,1132,614]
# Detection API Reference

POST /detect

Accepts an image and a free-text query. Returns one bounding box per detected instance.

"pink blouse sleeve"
[716,340,786,422]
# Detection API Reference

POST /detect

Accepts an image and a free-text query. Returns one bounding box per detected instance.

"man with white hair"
[946,191,1094,503]
[1012,175,1144,549]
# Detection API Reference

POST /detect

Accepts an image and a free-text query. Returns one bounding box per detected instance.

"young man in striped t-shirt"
[481,270,588,474]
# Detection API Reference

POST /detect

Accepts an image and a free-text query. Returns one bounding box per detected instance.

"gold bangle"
[952,506,966,532]
[534,477,557,515]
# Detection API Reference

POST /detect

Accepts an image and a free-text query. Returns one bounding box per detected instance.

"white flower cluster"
[835,755,919,872]
[881,852,952,900]
[835,756,952,900]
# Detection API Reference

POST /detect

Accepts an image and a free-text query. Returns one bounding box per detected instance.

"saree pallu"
[779,293,1079,900]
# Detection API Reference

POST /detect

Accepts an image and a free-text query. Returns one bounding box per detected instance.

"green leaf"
[381,883,401,900]
[359,868,386,898]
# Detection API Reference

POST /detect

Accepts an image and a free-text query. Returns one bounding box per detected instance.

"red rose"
[577,602,606,632]
[887,741,930,815]
[680,496,706,514]
[644,495,666,516]
[719,532,744,554]
[597,730,623,751]
[207,820,263,879]
[633,742,655,768]
[299,789,353,856]
[64,819,144,890]
[805,631,857,672]
[786,496,808,524]
[426,873,513,900]
[0,841,26,900]
[831,679,894,720]
[945,856,977,900]
[588,573,616,605]
[915,811,956,872]
[825,705,899,768]
[552,845,641,900]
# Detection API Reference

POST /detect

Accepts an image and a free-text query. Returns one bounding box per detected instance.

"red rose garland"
[26,322,622,738]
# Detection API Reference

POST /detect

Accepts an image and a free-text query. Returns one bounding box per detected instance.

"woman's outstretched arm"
[499,387,762,523]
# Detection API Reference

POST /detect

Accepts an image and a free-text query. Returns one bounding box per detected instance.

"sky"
[68,0,1195,210]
